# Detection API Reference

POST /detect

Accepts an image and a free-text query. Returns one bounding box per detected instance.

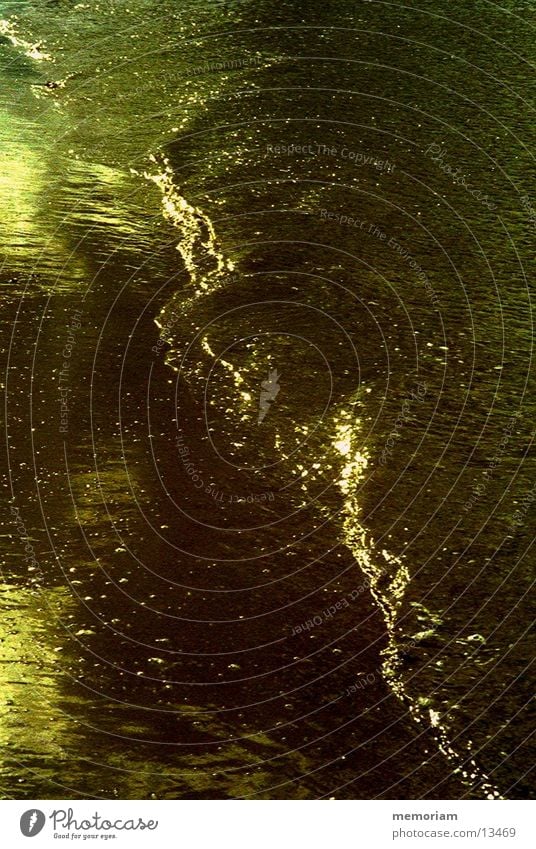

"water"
[1,0,534,799]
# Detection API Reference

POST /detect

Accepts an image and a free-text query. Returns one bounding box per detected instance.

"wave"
[0,17,51,61]
[334,422,502,799]
[145,156,503,799]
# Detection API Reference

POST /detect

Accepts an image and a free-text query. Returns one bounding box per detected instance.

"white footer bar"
[1,799,533,849]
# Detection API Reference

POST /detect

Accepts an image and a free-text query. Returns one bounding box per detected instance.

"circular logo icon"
[20,810,46,837]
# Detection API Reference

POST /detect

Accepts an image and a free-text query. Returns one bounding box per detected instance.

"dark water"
[1,0,534,799]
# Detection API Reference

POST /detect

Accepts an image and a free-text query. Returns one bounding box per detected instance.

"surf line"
[0,18,51,61]
[141,152,245,393]
[333,409,502,799]
[142,153,234,297]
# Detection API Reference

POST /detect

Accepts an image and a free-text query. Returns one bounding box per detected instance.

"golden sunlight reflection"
[0,19,52,61]
[0,109,145,289]
[0,112,52,266]
[332,408,500,798]
[333,408,408,630]
[0,583,74,763]
[144,155,234,297]
[67,463,143,543]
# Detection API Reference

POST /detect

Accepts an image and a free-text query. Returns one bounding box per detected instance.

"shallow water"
[0,0,534,799]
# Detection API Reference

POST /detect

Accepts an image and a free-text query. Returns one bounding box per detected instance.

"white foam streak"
[333,412,502,799]
[0,19,52,62]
